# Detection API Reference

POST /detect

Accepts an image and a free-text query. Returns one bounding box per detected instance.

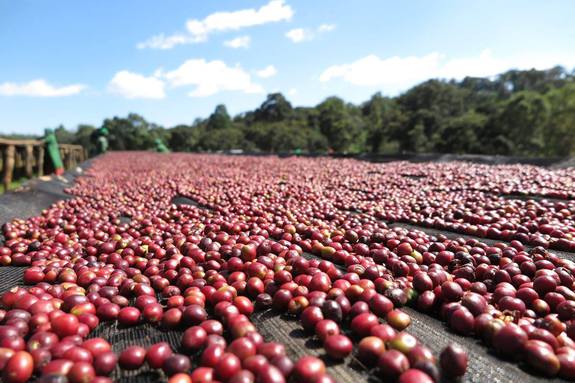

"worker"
[154,138,170,153]
[44,128,65,176]
[94,127,109,155]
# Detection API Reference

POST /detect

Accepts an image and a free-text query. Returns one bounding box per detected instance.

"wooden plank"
[0,138,42,146]
[60,144,84,150]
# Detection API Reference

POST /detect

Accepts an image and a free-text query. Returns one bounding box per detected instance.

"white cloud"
[186,0,293,38]
[0,79,85,97]
[320,53,443,91]
[163,59,264,97]
[256,65,277,78]
[108,71,166,99]
[319,50,575,94]
[285,24,335,43]
[288,88,297,96]
[318,24,336,32]
[285,28,311,43]
[138,0,293,49]
[224,35,251,49]
[137,34,203,50]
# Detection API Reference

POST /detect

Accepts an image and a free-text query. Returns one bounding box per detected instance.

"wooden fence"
[0,139,86,191]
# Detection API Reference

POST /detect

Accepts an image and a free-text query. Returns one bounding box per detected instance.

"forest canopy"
[5,66,575,157]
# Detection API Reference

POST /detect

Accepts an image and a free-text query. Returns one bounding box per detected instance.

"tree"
[494,91,550,155]
[246,122,329,153]
[254,93,293,122]
[317,97,365,153]
[362,93,404,153]
[543,83,575,156]
[168,125,201,152]
[207,105,232,131]
[102,114,157,150]
[302,127,329,152]
[241,123,273,152]
[497,67,570,95]
[54,125,75,144]
[74,124,96,155]
[23,67,575,158]
[199,127,248,151]
[435,111,486,154]
[397,80,470,152]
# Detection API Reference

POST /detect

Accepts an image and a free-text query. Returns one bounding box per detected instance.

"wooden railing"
[0,139,86,191]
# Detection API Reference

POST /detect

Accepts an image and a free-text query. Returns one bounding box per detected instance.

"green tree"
[435,111,487,154]
[254,93,293,122]
[168,124,201,152]
[494,91,550,155]
[497,66,570,95]
[362,93,404,153]
[23,67,575,157]
[242,123,274,152]
[102,113,156,150]
[397,80,470,152]
[199,127,248,151]
[74,124,96,155]
[543,83,575,156]
[54,125,75,144]
[207,105,232,131]
[317,97,365,153]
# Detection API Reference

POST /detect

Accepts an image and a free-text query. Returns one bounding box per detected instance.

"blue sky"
[1,0,574,135]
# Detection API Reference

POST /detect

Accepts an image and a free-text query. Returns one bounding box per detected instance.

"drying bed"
[1,152,575,383]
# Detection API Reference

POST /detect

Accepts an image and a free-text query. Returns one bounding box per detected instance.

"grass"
[0,177,29,194]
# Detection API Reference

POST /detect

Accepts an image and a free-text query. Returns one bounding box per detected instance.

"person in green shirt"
[95,127,109,155]
[44,128,65,176]
[154,138,170,153]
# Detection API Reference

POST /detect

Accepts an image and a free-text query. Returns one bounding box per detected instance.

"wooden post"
[61,147,67,169]
[37,145,45,177]
[0,146,3,188]
[0,140,84,189]
[71,148,77,168]
[25,144,34,178]
[66,147,73,169]
[3,144,15,191]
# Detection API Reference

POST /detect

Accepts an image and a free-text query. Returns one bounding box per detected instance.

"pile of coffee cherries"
[326,161,575,251]
[1,153,575,382]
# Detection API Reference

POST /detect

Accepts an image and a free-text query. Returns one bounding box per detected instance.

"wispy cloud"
[224,35,251,49]
[285,23,336,43]
[285,28,311,43]
[318,24,336,32]
[0,79,85,97]
[138,0,293,50]
[137,34,202,50]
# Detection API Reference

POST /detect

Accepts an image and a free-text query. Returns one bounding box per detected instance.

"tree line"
[4,66,575,157]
